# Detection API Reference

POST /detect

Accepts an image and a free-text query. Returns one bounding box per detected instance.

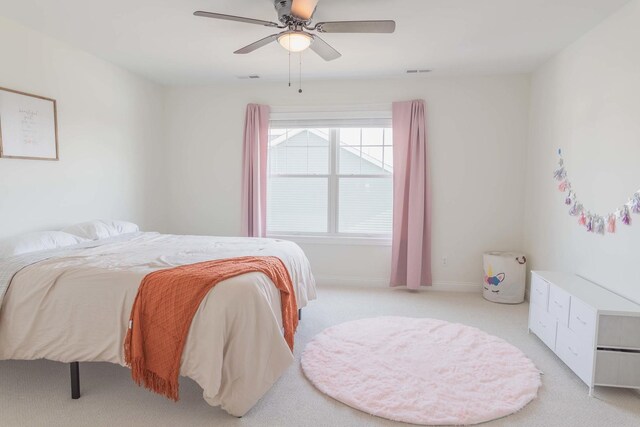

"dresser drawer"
[568,297,596,345]
[595,350,640,388]
[597,315,640,350]
[556,324,593,385]
[530,274,549,309]
[530,302,557,351]
[549,285,571,326]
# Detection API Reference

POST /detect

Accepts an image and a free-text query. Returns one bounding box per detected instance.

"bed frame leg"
[70,362,80,399]
[298,309,301,321]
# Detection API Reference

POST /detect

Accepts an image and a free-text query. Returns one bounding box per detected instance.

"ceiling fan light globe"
[277,31,313,53]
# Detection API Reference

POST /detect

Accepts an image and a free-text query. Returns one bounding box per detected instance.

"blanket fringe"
[128,357,179,402]
[123,330,132,366]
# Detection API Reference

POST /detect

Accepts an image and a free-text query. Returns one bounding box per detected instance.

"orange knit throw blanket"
[124,256,298,401]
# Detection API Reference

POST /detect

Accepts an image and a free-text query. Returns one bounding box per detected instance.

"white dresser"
[528,271,640,395]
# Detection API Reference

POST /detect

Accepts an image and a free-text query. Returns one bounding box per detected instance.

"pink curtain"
[241,104,270,237]
[391,100,432,289]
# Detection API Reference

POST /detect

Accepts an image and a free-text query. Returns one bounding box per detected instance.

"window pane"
[269,141,284,174]
[362,128,384,146]
[282,147,307,174]
[269,128,329,175]
[268,177,328,233]
[338,128,360,174]
[383,128,393,146]
[308,147,330,174]
[360,146,384,173]
[339,128,391,175]
[307,128,330,146]
[383,146,393,173]
[269,128,287,141]
[339,128,360,148]
[339,144,362,174]
[338,177,392,234]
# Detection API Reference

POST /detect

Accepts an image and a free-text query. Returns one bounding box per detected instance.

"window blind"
[270,104,392,129]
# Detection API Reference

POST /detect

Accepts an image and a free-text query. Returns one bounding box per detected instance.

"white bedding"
[0,232,316,416]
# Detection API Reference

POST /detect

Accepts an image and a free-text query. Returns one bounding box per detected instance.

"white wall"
[165,75,531,288]
[525,0,640,303]
[4,2,637,296]
[0,17,166,238]
[0,14,531,290]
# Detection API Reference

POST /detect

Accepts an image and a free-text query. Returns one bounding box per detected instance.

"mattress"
[0,232,316,416]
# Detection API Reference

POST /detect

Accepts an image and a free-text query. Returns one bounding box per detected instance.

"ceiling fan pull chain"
[288,49,291,87]
[299,52,303,94]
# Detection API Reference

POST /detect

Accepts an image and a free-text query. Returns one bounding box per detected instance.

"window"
[267,116,393,240]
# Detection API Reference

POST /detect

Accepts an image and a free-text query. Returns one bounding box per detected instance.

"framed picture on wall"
[0,86,58,161]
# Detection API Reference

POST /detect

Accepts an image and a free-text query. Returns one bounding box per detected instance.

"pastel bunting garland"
[554,149,640,235]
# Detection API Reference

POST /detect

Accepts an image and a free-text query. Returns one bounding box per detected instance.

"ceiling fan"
[194,0,396,61]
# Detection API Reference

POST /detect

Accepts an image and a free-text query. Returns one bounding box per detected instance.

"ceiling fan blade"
[194,11,280,28]
[234,34,280,54]
[315,20,396,33]
[291,0,319,21]
[310,35,341,61]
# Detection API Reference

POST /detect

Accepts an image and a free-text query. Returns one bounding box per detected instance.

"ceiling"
[0,0,630,85]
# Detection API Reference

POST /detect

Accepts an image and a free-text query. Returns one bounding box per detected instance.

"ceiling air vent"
[237,75,261,79]
[406,69,432,74]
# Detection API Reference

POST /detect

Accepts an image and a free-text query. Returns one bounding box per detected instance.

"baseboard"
[314,275,482,293]
[430,281,483,293]
[315,275,389,287]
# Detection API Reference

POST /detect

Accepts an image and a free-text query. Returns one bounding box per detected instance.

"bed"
[0,231,316,416]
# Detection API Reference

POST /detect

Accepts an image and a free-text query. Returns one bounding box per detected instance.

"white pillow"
[62,220,139,241]
[107,220,140,235]
[0,231,87,259]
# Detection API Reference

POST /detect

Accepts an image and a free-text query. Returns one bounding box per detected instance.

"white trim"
[430,281,483,293]
[268,234,392,246]
[314,275,482,292]
[328,128,339,235]
[315,275,389,287]
[270,104,392,128]
[270,103,392,115]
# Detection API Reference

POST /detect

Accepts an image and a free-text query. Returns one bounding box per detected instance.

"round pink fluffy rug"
[301,317,541,425]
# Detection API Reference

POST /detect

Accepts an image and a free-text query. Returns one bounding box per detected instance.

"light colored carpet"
[1,285,639,427]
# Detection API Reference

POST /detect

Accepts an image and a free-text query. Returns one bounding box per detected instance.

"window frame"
[266,127,393,245]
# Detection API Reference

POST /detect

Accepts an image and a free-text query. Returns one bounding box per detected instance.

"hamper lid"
[484,251,524,258]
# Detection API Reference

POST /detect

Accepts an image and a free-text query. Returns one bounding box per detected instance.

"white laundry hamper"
[482,252,527,304]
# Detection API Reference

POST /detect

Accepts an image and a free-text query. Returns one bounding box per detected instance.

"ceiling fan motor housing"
[274,0,300,24]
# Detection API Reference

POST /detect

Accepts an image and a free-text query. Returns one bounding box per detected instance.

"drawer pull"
[568,346,578,356]
[538,321,546,329]
[575,316,587,325]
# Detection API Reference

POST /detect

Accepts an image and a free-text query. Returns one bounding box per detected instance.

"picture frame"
[0,86,59,161]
